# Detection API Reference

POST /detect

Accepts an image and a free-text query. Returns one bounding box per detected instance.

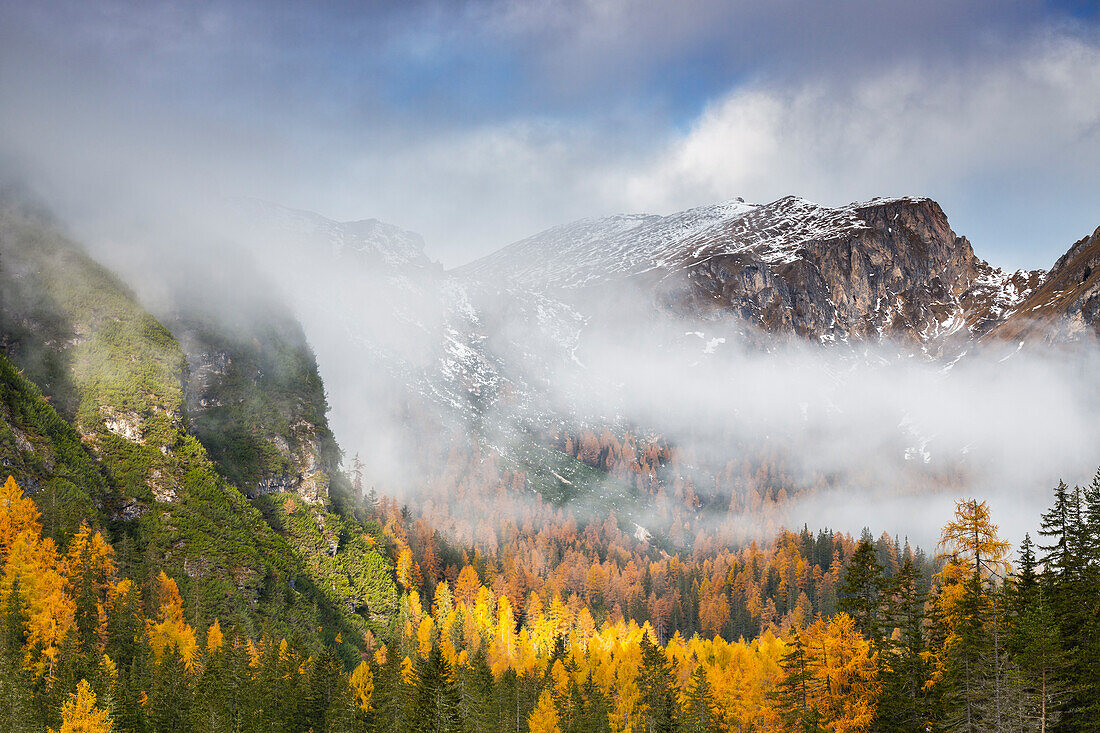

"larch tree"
[49,679,111,733]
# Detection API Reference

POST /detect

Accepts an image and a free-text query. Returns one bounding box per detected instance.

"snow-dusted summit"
[460,195,1046,352]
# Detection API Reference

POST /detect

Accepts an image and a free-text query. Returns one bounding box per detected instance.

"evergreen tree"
[0,579,34,733]
[637,632,682,733]
[113,652,149,733]
[1039,475,1100,732]
[838,538,886,651]
[147,648,193,733]
[456,649,495,733]
[370,643,408,733]
[408,643,463,733]
[304,646,355,733]
[775,628,824,732]
[682,665,720,733]
[877,556,929,732]
[575,674,611,733]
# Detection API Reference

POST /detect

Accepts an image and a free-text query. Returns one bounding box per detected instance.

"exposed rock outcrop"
[989,225,1100,345]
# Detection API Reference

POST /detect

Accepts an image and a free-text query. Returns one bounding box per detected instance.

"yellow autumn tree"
[806,613,879,733]
[396,547,414,590]
[206,619,224,654]
[454,564,480,607]
[65,522,118,598]
[938,499,1011,581]
[528,688,561,733]
[65,521,118,656]
[0,480,76,681]
[145,572,197,670]
[925,498,1011,695]
[0,475,41,559]
[349,660,374,713]
[49,679,112,733]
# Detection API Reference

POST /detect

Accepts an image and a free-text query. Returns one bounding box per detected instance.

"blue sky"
[1,0,1099,268]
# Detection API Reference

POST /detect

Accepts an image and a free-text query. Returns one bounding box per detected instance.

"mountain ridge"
[452,194,1084,353]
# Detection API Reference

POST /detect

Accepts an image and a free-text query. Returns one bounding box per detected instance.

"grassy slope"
[0,352,105,545]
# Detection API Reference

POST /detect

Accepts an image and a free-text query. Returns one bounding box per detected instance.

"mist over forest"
[1,2,1099,732]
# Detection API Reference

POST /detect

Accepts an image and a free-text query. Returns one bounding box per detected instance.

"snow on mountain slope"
[460,195,1044,352]
[989,224,1100,345]
[458,198,757,289]
[216,196,1100,539]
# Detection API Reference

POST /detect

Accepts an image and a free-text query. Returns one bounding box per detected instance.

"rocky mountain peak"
[460,195,1043,352]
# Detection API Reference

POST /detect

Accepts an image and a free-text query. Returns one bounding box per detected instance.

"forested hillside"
[2,470,1099,732]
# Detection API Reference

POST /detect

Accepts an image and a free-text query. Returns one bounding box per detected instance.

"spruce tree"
[457,649,495,733]
[682,665,720,733]
[637,633,681,733]
[576,674,612,733]
[0,579,33,733]
[775,628,824,731]
[370,643,408,733]
[1039,475,1100,732]
[838,538,886,651]
[304,646,355,733]
[147,648,193,733]
[408,643,463,733]
[877,556,929,733]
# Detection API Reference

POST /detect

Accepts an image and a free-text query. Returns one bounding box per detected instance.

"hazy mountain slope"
[176,313,338,504]
[0,193,397,638]
[0,351,106,544]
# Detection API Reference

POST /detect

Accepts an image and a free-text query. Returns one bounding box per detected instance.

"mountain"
[0,189,397,642]
[224,196,1100,516]
[461,195,1048,353]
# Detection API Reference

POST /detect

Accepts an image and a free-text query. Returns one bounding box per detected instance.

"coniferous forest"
[2,469,1099,733]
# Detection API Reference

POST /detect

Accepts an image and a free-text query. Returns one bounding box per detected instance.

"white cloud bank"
[616,35,1100,268]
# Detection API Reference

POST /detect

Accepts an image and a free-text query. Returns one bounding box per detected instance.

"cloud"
[529,292,1100,548]
[621,33,1100,268]
[1,0,1097,269]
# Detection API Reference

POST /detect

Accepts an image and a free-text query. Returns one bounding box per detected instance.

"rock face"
[462,195,1045,353]
[990,225,1100,345]
[175,321,336,506]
